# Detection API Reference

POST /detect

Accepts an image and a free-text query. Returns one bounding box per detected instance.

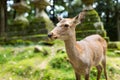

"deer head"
[48,11,86,41]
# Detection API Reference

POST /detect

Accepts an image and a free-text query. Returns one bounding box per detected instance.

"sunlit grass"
[0,42,120,80]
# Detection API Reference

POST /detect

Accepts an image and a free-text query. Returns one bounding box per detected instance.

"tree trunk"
[106,0,110,25]
[116,0,120,40]
[0,0,6,37]
[117,15,120,40]
[5,0,7,33]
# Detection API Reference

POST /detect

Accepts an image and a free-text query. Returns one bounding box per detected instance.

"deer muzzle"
[48,32,53,38]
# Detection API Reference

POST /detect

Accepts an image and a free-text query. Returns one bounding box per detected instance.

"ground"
[0,40,120,80]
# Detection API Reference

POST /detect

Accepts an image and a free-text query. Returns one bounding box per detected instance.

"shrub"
[108,41,120,50]
[49,53,71,70]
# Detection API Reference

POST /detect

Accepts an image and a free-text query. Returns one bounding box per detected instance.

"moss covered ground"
[0,40,120,80]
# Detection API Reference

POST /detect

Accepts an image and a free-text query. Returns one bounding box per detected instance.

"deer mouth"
[52,36,58,39]
[49,36,58,40]
[54,36,58,39]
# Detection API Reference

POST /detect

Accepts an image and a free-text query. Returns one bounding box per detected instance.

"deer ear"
[57,16,63,21]
[73,15,80,25]
[73,11,86,25]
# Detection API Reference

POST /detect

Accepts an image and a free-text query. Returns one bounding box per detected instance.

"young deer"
[48,11,108,80]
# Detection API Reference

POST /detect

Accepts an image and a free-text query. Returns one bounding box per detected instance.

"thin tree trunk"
[0,0,6,37]
[0,1,1,33]
[117,15,120,40]
[116,0,120,40]
[5,0,7,33]
[106,0,110,25]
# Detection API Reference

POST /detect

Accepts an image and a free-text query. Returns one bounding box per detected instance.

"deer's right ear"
[57,16,63,21]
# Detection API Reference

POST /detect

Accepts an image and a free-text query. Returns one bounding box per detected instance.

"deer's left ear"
[73,15,81,25]
[73,11,86,25]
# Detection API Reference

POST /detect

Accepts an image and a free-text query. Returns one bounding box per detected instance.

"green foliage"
[0,47,13,64]
[76,9,107,40]
[13,16,29,28]
[9,64,32,77]
[95,0,120,40]
[50,53,71,69]
[76,30,106,40]
[108,41,120,50]
[0,45,49,80]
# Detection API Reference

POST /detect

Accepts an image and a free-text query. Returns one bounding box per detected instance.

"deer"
[48,11,108,80]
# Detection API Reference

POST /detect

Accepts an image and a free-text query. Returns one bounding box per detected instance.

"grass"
[0,40,120,80]
[0,45,48,80]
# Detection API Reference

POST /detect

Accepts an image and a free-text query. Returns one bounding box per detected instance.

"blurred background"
[0,0,120,45]
[0,0,120,80]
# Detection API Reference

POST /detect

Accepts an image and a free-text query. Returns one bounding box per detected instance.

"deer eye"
[64,24,69,27]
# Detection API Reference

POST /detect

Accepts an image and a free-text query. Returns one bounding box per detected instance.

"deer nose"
[48,33,53,38]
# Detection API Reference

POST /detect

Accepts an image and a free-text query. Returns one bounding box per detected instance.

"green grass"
[0,41,120,80]
[0,45,49,80]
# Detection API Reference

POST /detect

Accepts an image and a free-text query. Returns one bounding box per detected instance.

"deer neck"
[64,33,79,60]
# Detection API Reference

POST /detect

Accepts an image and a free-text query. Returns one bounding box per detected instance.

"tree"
[116,0,120,40]
[95,0,120,41]
[0,0,7,37]
[53,0,120,40]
